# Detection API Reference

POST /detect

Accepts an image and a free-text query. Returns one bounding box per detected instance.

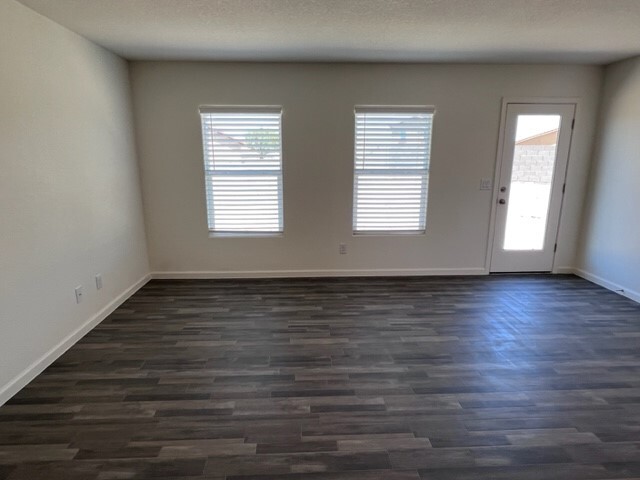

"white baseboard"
[151,267,488,279]
[10,266,620,406]
[572,268,640,304]
[0,273,151,406]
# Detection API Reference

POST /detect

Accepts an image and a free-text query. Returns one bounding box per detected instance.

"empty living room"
[2,0,640,478]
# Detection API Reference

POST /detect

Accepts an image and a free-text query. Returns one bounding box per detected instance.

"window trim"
[352,105,435,236]
[199,105,284,236]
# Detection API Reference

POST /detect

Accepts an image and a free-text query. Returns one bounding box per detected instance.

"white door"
[490,103,575,272]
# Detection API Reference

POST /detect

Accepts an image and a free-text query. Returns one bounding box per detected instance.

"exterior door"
[490,103,575,272]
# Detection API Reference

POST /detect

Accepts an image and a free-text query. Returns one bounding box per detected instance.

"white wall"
[0,0,149,402]
[131,62,601,276]
[577,56,640,302]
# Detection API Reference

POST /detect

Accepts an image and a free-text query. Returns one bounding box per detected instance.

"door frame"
[484,97,579,274]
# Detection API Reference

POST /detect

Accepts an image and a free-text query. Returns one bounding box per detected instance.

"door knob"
[499,199,506,205]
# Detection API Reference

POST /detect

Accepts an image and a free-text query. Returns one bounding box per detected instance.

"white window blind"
[199,106,283,234]
[353,106,434,233]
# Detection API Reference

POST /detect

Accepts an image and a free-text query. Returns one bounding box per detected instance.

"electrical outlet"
[339,243,347,255]
[480,178,493,190]
[95,274,103,290]
[74,286,83,304]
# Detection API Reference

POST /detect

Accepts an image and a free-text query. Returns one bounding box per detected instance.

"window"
[199,106,283,234]
[353,106,434,234]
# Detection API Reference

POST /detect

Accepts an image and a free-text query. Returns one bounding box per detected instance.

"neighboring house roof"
[516,129,559,146]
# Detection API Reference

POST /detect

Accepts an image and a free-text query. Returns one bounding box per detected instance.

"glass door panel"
[503,115,560,251]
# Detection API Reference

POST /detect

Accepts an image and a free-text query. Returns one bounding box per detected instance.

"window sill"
[209,232,283,239]
[352,230,426,237]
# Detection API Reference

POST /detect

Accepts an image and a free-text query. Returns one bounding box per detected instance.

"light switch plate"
[480,178,493,190]
[74,286,83,304]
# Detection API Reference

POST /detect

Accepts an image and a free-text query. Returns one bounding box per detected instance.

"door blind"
[199,107,283,233]
[353,106,434,233]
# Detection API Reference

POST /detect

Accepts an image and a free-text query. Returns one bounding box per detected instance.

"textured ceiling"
[16,0,640,64]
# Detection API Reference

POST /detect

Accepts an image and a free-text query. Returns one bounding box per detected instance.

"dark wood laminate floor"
[1,275,640,479]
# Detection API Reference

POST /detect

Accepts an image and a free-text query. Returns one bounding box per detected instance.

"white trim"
[0,273,151,406]
[5,267,618,406]
[484,97,510,272]
[491,97,581,105]
[199,105,282,114]
[209,232,283,238]
[352,108,433,234]
[152,268,487,280]
[354,105,436,114]
[200,109,284,234]
[573,268,640,304]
